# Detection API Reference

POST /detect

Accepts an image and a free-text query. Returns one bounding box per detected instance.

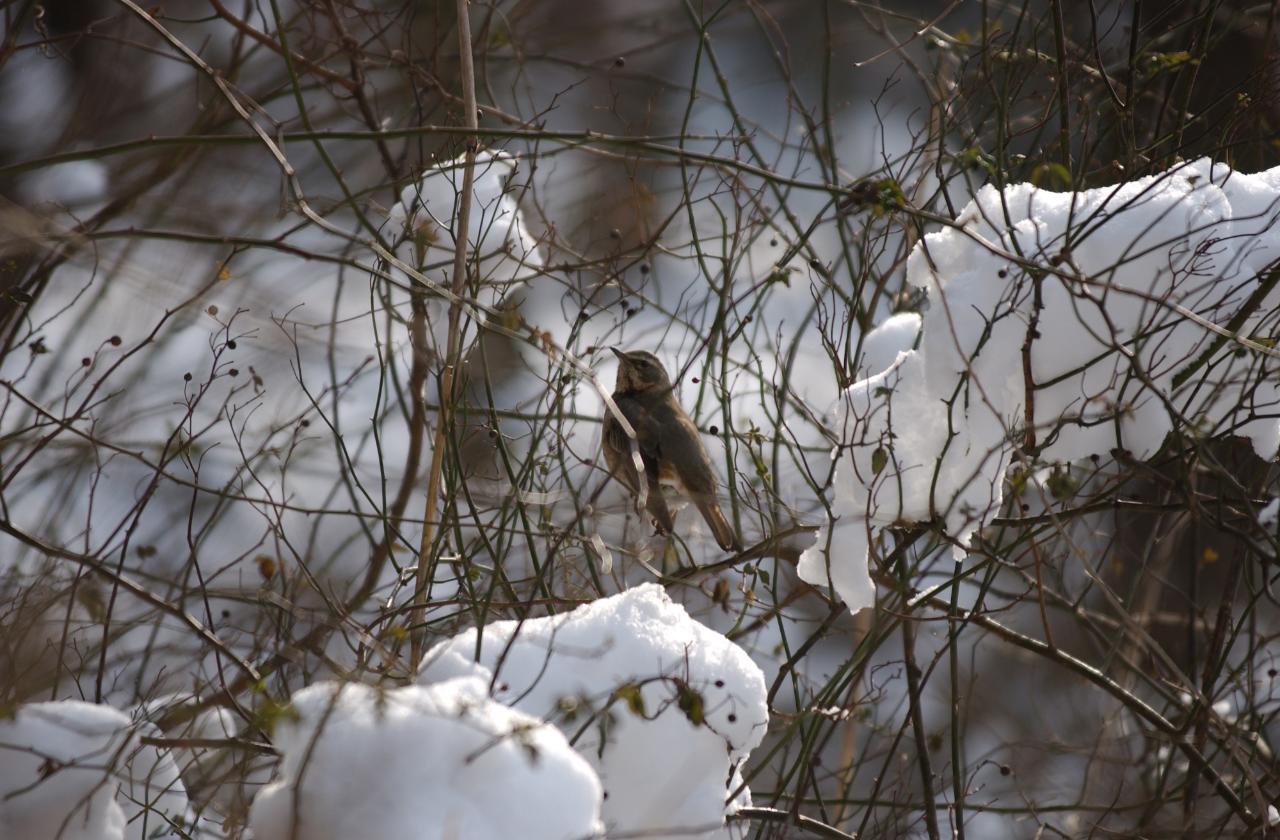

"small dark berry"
[183,372,192,381]
[708,425,719,435]
[769,238,778,247]
[997,269,1007,278]
[727,713,736,722]
[300,419,310,427]
[221,609,231,618]
[999,765,1011,776]
[81,357,91,367]
[714,680,724,688]
[207,305,218,316]
[614,56,625,67]
[227,340,237,350]
[639,263,650,274]
[108,335,122,346]
[809,258,822,270]
[691,377,700,384]
[229,368,239,377]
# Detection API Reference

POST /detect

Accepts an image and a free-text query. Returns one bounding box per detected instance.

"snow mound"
[803,159,1280,611]
[418,583,769,840]
[387,149,542,353]
[855,311,921,379]
[0,700,190,840]
[248,677,602,840]
[389,148,542,275]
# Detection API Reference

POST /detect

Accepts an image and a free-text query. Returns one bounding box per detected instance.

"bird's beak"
[609,347,627,361]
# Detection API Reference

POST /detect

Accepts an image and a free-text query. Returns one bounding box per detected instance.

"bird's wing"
[643,466,676,534]
[604,397,675,534]
[602,411,641,496]
[661,412,718,496]
[661,410,740,551]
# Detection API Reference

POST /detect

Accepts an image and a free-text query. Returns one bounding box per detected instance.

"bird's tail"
[696,499,742,552]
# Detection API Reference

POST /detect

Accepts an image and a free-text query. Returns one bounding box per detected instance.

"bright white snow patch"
[0,701,190,840]
[1260,497,1280,531]
[389,148,542,278]
[855,311,921,379]
[803,159,1280,612]
[418,583,769,840]
[384,149,535,290]
[386,148,543,356]
[248,677,602,840]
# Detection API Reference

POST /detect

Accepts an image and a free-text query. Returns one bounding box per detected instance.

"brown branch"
[206,0,358,92]
[410,0,481,667]
[732,806,859,840]
[0,519,263,689]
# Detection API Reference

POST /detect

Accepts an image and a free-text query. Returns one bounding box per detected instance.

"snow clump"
[803,159,1280,611]
[418,583,769,840]
[0,700,190,840]
[248,677,602,840]
[386,148,543,358]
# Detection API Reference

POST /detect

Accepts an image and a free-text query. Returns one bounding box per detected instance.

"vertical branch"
[411,0,480,667]
[832,608,870,828]
[900,552,941,840]
[1049,0,1073,184]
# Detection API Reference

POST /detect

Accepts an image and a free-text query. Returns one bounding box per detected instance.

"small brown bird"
[602,348,742,552]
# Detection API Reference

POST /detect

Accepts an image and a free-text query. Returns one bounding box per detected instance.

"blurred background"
[1,0,1278,837]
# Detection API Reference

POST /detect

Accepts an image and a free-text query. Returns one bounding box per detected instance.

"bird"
[602,347,742,552]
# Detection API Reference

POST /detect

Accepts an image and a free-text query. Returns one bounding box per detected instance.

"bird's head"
[610,348,672,394]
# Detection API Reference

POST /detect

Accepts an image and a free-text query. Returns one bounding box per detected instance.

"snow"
[0,700,190,840]
[1260,496,1280,531]
[418,583,769,840]
[389,148,542,280]
[0,150,548,711]
[386,149,543,358]
[164,703,273,825]
[248,677,602,840]
[855,311,921,379]
[802,159,1280,612]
